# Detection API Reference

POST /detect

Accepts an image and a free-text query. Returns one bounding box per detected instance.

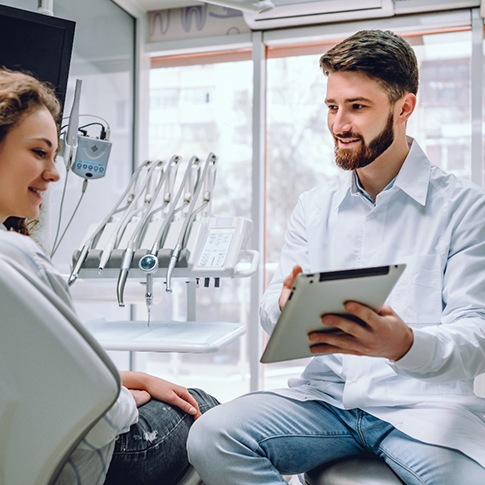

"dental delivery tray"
[73,216,259,279]
[83,319,246,353]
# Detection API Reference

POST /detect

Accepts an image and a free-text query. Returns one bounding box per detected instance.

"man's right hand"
[278,265,303,310]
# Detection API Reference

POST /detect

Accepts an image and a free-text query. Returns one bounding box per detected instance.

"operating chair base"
[177,466,203,485]
[304,454,403,485]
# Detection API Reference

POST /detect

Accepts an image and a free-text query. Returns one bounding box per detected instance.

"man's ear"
[397,93,417,124]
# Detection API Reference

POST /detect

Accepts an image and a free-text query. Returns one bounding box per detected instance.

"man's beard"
[334,113,395,171]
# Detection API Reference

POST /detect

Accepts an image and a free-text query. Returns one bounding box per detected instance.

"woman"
[0,68,219,485]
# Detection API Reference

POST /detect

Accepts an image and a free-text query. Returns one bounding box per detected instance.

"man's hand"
[308,302,414,361]
[278,265,303,310]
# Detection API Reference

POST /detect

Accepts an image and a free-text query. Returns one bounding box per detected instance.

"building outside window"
[146,13,482,400]
[145,57,254,401]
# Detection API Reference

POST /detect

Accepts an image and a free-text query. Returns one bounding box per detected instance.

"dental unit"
[69,153,259,324]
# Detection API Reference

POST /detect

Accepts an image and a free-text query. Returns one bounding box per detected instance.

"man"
[187,30,485,484]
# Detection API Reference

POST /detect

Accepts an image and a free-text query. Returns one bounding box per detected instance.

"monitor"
[0,4,75,108]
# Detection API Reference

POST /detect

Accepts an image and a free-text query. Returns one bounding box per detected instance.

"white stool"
[304,454,403,485]
[178,466,203,485]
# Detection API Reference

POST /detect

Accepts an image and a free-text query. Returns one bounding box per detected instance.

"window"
[408,30,472,180]
[147,10,483,397]
[145,54,254,402]
[264,27,474,386]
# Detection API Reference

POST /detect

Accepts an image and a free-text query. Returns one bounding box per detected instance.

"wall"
[0,0,136,324]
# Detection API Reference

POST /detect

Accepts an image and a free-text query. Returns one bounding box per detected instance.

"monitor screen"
[0,4,75,108]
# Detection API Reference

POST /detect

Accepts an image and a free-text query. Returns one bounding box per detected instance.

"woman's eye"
[33,149,46,157]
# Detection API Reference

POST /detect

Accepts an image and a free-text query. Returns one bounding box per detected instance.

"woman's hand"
[129,389,151,408]
[120,371,201,418]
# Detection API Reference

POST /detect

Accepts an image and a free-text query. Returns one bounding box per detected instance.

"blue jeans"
[104,388,219,485]
[187,391,485,485]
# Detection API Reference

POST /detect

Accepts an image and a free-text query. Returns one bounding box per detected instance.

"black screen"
[0,5,75,107]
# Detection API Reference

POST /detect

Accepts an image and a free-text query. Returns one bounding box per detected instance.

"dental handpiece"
[68,244,89,286]
[139,253,159,326]
[165,244,181,293]
[117,247,134,307]
[116,161,167,306]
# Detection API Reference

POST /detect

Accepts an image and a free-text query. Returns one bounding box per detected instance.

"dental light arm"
[64,79,82,171]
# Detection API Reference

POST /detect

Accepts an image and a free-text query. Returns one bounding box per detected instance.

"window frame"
[145,7,485,392]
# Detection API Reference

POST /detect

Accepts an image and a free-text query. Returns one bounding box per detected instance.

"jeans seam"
[355,409,371,450]
[257,431,354,447]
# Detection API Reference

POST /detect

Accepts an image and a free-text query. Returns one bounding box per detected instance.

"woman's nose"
[43,160,60,183]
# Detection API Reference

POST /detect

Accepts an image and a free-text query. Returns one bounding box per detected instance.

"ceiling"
[121,0,483,15]
[128,0,202,10]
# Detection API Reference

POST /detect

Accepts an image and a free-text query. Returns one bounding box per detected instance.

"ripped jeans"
[104,388,219,485]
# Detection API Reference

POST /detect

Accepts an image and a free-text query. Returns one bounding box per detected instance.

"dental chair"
[304,454,403,484]
[0,257,201,485]
[0,257,121,485]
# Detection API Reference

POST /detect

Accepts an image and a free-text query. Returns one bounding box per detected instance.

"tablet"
[260,264,406,364]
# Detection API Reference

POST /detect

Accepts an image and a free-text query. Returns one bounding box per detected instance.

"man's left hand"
[308,302,413,361]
